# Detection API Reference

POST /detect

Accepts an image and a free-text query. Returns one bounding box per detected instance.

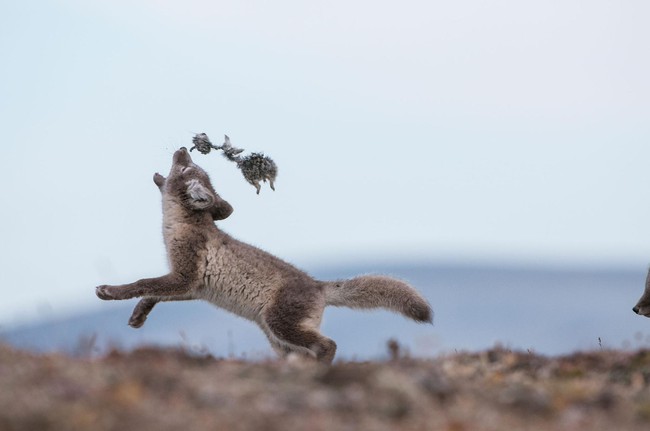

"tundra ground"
[1,343,650,431]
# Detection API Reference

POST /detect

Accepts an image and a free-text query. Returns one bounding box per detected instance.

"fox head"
[633,268,650,317]
[154,147,233,221]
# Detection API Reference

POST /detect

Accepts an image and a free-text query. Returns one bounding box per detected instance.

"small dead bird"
[220,136,277,194]
[237,152,277,194]
[191,133,277,195]
[189,133,219,155]
[217,135,245,161]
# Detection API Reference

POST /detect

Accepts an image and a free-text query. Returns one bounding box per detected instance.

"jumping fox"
[96,148,432,363]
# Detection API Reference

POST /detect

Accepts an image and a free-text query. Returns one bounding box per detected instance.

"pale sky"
[1,0,649,325]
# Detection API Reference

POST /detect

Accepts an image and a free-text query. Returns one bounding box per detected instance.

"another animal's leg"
[262,286,336,364]
[96,273,193,301]
[128,294,196,328]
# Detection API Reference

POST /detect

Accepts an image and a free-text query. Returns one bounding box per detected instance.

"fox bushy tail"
[323,275,433,323]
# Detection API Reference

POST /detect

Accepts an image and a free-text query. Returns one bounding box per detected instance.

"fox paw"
[128,312,147,328]
[95,285,116,300]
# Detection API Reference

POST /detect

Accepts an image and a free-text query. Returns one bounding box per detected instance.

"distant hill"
[2,263,648,359]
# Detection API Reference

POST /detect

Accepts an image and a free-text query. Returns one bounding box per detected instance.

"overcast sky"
[1,0,649,325]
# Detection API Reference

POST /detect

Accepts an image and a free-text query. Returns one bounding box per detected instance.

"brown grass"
[1,343,650,431]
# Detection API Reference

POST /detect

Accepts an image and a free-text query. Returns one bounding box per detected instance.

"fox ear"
[185,179,215,210]
[210,196,233,220]
[153,173,166,190]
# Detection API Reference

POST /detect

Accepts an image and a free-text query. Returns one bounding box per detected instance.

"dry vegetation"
[1,342,650,431]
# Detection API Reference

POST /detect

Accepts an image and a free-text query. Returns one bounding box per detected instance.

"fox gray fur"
[96,148,432,363]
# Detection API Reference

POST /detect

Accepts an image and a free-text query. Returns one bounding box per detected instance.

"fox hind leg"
[262,286,336,364]
[262,321,336,364]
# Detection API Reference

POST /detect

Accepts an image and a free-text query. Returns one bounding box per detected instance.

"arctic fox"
[96,147,432,363]
[633,268,650,317]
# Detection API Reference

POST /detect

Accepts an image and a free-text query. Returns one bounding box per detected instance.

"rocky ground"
[1,342,650,431]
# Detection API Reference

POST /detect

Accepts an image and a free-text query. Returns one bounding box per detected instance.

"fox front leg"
[95,273,193,301]
[128,298,158,328]
[128,294,196,328]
